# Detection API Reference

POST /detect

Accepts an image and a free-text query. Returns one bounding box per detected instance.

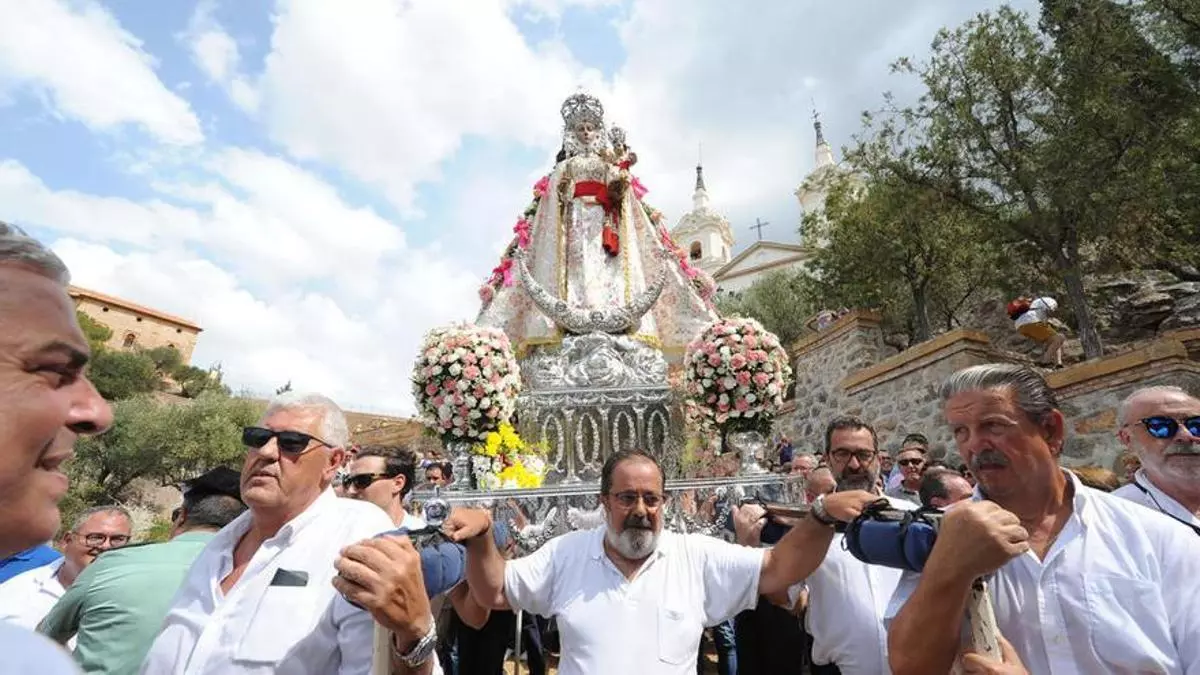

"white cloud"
[182,1,260,113]
[0,0,203,145]
[253,0,599,214]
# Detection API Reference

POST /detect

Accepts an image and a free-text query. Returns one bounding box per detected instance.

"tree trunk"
[1059,262,1104,360]
[911,283,934,343]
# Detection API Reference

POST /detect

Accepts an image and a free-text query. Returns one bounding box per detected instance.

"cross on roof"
[750,218,769,241]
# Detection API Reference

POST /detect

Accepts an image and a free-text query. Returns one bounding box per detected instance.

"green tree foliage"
[715,269,815,346]
[88,350,162,401]
[174,364,231,398]
[143,345,184,375]
[803,169,1001,344]
[76,311,112,354]
[860,4,1193,359]
[68,392,263,506]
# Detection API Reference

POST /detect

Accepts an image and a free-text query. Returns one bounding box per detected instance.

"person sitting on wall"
[1007,295,1066,368]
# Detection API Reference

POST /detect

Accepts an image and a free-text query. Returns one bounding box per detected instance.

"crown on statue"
[561,92,604,129]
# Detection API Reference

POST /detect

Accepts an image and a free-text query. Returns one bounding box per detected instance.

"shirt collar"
[971,468,1090,527]
[219,487,338,549]
[1132,469,1194,520]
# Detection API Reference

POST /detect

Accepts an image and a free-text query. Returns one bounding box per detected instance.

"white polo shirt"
[139,490,397,675]
[885,471,1200,674]
[1113,469,1200,529]
[0,557,66,630]
[504,526,764,675]
[804,496,916,675]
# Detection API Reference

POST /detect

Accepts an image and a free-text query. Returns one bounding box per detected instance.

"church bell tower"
[671,161,734,276]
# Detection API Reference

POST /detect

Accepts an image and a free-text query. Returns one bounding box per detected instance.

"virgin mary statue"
[477,92,718,360]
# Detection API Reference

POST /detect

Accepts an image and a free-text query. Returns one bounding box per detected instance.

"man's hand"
[821,490,880,522]
[333,535,432,645]
[928,501,1029,583]
[442,507,493,543]
[733,503,767,546]
[960,635,1029,674]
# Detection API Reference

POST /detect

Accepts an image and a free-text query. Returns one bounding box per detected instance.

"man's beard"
[836,466,879,492]
[1149,442,1200,481]
[605,512,659,560]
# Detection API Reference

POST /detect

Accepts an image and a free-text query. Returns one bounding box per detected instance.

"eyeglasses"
[77,532,130,547]
[830,449,877,464]
[898,458,925,468]
[608,491,665,508]
[344,472,395,491]
[1132,416,1200,440]
[242,426,332,455]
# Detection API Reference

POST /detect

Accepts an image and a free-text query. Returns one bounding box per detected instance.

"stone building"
[670,163,734,276]
[776,311,1200,474]
[69,286,203,364]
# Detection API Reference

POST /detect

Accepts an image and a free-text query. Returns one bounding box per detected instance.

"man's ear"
[393,474,407,497]
[1042,409,1067,457]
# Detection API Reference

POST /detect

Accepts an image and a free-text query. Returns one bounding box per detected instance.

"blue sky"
[0,0,1035,415]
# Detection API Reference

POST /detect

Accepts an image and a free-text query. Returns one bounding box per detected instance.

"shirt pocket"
[1085,574,1176,673]
[657,607,699,665]
[236,585,323,664]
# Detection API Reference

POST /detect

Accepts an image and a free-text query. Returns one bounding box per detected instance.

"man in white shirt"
[430,449,877,674]
[343,445,426,531]
[887,364,1200,675]
[1010,296,1065,367]
[0,222,115,674]
[1112,385,1200,531]
[739,416,918,675]
[140,392,438,675]
[0,505,131,631]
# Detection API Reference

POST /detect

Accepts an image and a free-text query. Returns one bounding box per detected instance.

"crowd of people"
[1,222,1199,675]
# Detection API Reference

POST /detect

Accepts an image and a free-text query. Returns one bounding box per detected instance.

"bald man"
[1113,386,1200,530]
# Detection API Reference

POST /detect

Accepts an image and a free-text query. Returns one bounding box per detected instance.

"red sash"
[573,181,619,256]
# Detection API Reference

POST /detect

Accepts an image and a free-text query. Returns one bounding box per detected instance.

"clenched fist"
[821,490,881,522]
[333,535,432,645]
[928,501,1029,582]
[441,507,493,544]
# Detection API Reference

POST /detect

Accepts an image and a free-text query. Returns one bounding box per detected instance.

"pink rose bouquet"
[683,318,793,431]
[411,324,522,442]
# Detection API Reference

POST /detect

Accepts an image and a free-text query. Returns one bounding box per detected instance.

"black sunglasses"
[1135,416,1200,440]
[897,458,924,468]
[242,426,332,454]
[344,472,395,491]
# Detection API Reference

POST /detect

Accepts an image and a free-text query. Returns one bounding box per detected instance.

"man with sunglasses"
[0,505,131,633]
[1113,386,1200,531]
[343,445,425,530]
[435,449,877,675]
[141,393,436,674]
[885,434,927,504]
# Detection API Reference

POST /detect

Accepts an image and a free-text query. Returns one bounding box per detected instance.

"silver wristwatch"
[810,495,838,527]
[393,623,438,668]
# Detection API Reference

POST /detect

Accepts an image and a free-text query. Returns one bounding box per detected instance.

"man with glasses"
[0,506,131,632]
[141,392,439,674]
[343,445,424,530]
[429,449,877,674]
[1113,386,1200,531]
[884,434,927,504]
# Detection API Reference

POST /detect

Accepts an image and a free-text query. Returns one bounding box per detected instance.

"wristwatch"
[392,622,438,668]
[810,495,839,528]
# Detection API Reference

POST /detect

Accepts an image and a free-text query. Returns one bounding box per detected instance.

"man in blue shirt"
[0,543,62,584]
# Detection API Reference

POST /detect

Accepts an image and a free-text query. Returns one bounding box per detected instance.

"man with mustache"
[1112,386,1200,530]
[887,364,1200,675]
[0,222,114,673]
[738,415,919,675]
[432,449,877,674]
[141,392,439,674]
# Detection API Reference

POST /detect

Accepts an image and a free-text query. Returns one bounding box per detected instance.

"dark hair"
[823,415,878,456]
[918,468,960,508]
[941,364,1060,426]
[425,461,451,479]
[356,445,418,497]
[600,450,664,495]
[900,433,929,451]
[181,493,246,530]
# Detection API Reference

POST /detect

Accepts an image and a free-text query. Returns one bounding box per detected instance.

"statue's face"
[573,121,600,147]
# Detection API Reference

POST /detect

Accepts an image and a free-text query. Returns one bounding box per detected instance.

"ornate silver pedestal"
[516,332,681,483]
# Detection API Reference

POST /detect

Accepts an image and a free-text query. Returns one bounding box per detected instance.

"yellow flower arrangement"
[470,422,548,490]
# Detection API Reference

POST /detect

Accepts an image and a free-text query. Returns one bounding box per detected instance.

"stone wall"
[776,315,1200,471]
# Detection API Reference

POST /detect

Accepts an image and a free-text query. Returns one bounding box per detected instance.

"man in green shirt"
[38,467,245,674]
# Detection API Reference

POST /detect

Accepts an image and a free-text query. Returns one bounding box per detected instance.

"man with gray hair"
[141,392,440,674]
[886,364,1200,675]
[0,222,113,673]
[1112,385,1200,530]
